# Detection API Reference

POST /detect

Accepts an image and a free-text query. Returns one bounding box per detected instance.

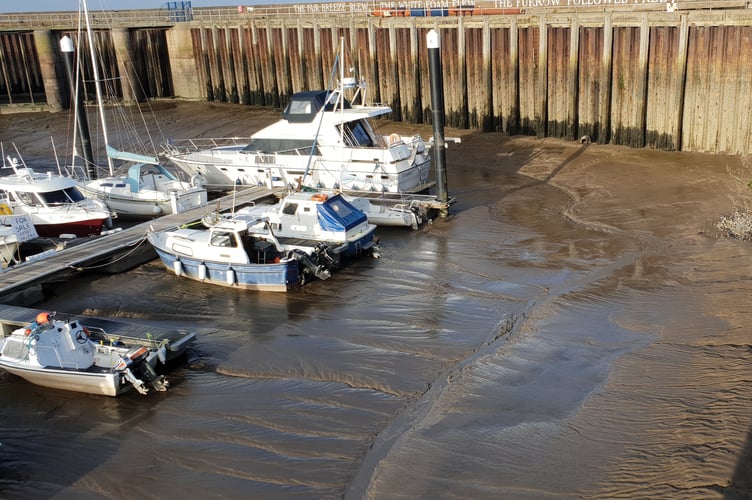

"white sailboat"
[65,0,207,220]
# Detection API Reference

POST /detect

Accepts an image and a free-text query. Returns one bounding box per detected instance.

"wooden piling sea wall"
[2,5,752,155]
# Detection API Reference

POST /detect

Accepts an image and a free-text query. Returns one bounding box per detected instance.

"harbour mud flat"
[1,102,752,498]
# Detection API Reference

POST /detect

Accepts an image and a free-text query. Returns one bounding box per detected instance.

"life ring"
[311,193,328,202]
[389,133,401,145]
[0,203,12,215]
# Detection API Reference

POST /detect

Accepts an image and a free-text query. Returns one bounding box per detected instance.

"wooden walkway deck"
[0,186,275,304]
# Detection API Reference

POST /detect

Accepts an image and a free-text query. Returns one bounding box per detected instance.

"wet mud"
[1,103,752,498]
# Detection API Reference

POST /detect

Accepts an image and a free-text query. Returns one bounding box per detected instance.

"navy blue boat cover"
[317,195,367,232]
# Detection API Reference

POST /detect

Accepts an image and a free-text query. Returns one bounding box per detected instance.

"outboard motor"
[289,248,333,284]
[115,346,169,395]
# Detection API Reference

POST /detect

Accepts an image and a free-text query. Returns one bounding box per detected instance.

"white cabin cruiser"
[164,88,432,195]
[0,159,114,238]
[0,312,168,396]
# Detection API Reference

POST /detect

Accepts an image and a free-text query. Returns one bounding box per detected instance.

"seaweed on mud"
[715,208,752,240]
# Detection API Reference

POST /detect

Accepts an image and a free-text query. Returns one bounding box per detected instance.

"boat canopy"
[317,195,368,232]
[125,163,179,193]
[282,90,351,123]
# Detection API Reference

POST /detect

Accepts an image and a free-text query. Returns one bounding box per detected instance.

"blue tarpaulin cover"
[317,195,367,232]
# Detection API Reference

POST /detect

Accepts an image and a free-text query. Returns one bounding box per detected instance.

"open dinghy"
[0,312,170,396]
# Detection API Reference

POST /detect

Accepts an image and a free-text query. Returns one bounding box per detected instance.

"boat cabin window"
[38,187,86,205]
[288,100,312,115]
[12,191,36,206]
[282,203,298,215]
[210,231,238,248]
[340,120,374,148]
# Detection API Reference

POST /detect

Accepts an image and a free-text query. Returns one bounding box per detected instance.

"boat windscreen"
[38,187,86,205]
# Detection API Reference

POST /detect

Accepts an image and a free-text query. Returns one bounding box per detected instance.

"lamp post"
[427,29,448,217]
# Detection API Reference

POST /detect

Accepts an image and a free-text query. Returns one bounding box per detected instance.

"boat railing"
[251,146,314,165]
[161,137,253,156]
[84,325,169,350]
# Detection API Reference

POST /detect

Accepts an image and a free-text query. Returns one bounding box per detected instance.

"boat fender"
[226,268,235,285]
[36,312,52,324]
[311,193,328,202]
[389,133,401,145]
[173,259,183,276]
[198,263,207,281]
[0,203,12,215]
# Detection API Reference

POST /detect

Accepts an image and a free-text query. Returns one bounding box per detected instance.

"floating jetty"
[0,186,276,305]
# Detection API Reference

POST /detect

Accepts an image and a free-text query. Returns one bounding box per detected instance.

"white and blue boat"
[234,191,380,264]
[148,191,379,292]
[147,216,328,292]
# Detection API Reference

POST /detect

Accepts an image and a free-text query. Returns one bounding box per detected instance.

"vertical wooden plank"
[635,15,650,147]
[466,26,484,130]
[390,23,400,121]
[248,23,265,105]
[672,14,689,151]
[682,25,705,151]
[645,26,674,149]
[518,25,538,135]
[458,17,468,129]
[546,26,569,138]
[537,17,548,137]
[313,22,323,90]
[611,26,646,147]
[567,20,579,140]
[598,16,613,143]
[577,26,601,142]
[367,20,378,104]
[236,25,250,104]
[279,22,292,101]
[409,23,420,122]
[509,19,519,134]
[482,19,492,132]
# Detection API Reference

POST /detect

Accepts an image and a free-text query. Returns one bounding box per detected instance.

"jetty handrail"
[3,1,748,30]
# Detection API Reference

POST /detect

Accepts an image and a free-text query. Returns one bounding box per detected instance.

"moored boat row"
[0,31,450,397]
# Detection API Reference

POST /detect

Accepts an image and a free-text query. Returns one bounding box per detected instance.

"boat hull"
[0,361,124,396]
[78,184,208,220]
[34,218,108,238]
[168,152,431,194]
[151,246,300,292]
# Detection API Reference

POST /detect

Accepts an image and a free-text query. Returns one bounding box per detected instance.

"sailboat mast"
[82,0,114,175]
